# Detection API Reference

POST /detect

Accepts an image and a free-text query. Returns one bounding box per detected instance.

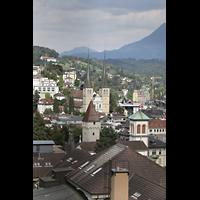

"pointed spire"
[100,49,109,88]
[84,46,92,88]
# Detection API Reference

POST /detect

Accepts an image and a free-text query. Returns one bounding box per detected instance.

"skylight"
[72,160,78,164]
[131,192,141,199]
[91,167,102,176]
[85,164,96,173]
[79,161,90,169]
[67,157,73,162]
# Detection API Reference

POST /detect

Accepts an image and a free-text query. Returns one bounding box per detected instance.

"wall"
[82,122,100,142]
[33,144,53,153]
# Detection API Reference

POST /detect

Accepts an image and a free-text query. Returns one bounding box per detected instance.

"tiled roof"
[66,143,166,196]
[70,90,83,99]
[38,99,54,105]
[129,110,150,120]
[116,138,148,150]
[33,153,65,178]
[45,149,91,177]
[129,174,166,200]
[149,119,166,128]
[79,142,97,152]
[82,101,100,122]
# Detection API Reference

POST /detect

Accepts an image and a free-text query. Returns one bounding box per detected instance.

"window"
[52,87,54,91]
[142,125,145,134]
[47,87,50,91]
[85,164,96,173]
[43,87,46,91]
[91,167,102,176]
[137,125,140,134]
[79,161,90,169]
[99,104,101,108]
[93,122,95,125]
[152,150,156,155]
[93,132,95,135]
[159,150,162,155]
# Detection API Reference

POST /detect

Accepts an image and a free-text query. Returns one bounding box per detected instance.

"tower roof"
[82,100,100,122]
[129,109,150,121]
[100,50,109,88]
[84,47,92,88]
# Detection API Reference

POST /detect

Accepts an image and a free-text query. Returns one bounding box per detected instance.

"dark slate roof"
[129,174,166,200]
[45,149,91,177]
[83,48,92,88]
[33,153,65,178]
[148,136,166,148]
[100,50,109,88]
[82,101,100,122]
[65,143,166,196]
[33,184,85,200]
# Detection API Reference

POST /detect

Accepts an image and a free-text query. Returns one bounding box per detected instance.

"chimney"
[110,167,129,200]
[68,133,75,151]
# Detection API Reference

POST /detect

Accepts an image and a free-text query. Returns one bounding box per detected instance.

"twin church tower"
[83,48,110,115]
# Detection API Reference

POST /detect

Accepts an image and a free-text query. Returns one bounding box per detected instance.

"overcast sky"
[33,0,166,54]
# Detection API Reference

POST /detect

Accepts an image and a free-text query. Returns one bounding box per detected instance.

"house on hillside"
[37,99,54,114]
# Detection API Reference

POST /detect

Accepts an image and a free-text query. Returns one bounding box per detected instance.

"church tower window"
[142,125,145,134]
[137,125,141,134]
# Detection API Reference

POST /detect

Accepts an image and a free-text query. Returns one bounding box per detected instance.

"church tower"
[128,109,150,147]
[99,50,110,115]
[82,100,101,142]
[83,47,93,113]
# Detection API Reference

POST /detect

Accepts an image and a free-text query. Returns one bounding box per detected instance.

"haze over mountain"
[59,23,166,60]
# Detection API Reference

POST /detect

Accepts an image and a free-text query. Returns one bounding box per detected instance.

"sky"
[33,0,166,54]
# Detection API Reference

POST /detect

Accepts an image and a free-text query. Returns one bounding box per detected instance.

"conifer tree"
[33,110,47,140]
[53,98,59,113]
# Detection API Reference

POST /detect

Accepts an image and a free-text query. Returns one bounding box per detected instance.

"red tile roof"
[148,120,166,128]
[82,101,100,122]
[70,90,83,99]
[38,99,54,105]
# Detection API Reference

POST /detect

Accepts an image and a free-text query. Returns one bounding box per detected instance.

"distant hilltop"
[59,23,166,60]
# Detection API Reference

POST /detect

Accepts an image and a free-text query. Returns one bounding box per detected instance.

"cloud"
[33,0,166,53]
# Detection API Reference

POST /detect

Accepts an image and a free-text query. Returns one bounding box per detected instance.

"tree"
[45,92,51,99]
[53,98,60,113]
[33,110,47,140]
[43,108,54,114]
[94,127,119,153]
[69,96,74,114]
[115,106,124,114]
[51,125,65,150]
[33,90,40,113]
[63,87,71,98]
[64,103,69,114]
[58,75,63,91]
[74,78,80,88]
[109,92,116,112]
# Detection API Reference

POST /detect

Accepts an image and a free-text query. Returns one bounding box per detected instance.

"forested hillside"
[105,58,166,83]
[33,46,59,64]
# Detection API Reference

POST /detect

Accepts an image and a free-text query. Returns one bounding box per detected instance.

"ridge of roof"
[82,101,100,122]
[129,109,150,120]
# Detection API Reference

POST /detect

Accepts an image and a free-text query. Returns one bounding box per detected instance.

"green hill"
[33,46,59,64]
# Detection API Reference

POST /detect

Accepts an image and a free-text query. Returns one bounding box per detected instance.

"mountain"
[58,23,166,60]
[58,46,97,57]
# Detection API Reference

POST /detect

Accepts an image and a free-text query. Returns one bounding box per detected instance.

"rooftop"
[82,101,100,122]
[129,109,150,121]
